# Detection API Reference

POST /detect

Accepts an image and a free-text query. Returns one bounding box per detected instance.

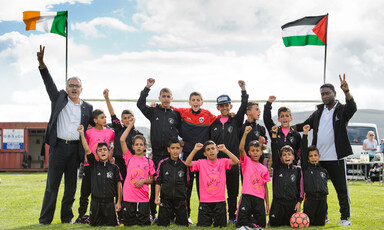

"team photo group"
[36,43,356,229]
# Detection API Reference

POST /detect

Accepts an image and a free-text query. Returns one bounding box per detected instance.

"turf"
[0,172,383,229]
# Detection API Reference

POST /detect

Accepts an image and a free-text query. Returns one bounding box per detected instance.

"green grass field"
[0,172,383,229]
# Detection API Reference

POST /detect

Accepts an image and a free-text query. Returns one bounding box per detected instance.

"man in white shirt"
[294,74,357,227]
[37,45,93,225]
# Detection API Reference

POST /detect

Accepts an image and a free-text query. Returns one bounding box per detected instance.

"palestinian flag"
[281,14,327,47]
[23,11,67,37]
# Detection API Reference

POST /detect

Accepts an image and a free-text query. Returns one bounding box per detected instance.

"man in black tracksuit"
[269,127,303,227]
[209,80,248,222]
[137,78,181,218]
[154,138,189,226]
[294,75,356,226]
[301,125,328,226]
[264,98,301,162]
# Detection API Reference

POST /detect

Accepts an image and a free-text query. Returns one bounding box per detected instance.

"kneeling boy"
[185,141,239,227]
[77,125,122,227]
[155,138,189,226]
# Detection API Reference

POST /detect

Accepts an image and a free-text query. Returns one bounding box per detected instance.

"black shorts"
[121,201,151,226]
[157,199,188,226]
[197,202,227,227]
[236,194,266,228]
[269,199,296,227]
[89,197,118,226]
[303,195,327,226]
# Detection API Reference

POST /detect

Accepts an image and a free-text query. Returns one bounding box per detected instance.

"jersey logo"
[279,173,283,177]
[320,171,326,179]
[178,170,184,178]
[335,115,340,122]
[214,127,218,131]
[289,136,295,143]
[228,126,233,133]
[165,171,169,175]
[156,117,159,120]
[199,117,204,123]
[168,118,175,125]
[241,206,246,211]
[97,172,101,176]
[254,131,260,137]
[107,171,113,179]
[290,174,296,182]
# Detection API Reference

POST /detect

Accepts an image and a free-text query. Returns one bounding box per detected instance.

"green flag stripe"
[50,11,67,37]
[282,35,324,47]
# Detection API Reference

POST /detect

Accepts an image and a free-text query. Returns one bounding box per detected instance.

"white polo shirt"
[57,99,83,141]
[317,102,338,161]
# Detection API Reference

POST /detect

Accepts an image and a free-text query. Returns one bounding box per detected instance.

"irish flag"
[281,14,327,47]
[23,11,67,37]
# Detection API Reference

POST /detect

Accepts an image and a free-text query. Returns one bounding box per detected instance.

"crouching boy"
[185,141,239,227]
[155,138,189,226]
[77,125,122,227]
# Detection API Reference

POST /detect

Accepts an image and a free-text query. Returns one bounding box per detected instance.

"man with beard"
[294,74,356,226]
[37,45,94,225]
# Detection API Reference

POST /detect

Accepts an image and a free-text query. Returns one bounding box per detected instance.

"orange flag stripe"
[23,11,41,30]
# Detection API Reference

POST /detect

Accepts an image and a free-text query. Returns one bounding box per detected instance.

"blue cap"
[216,94,231,105]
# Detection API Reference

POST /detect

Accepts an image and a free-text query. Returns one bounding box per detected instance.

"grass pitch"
[0,172,383,229]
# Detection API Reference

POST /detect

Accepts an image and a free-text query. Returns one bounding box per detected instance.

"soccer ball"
[290,212,310,228]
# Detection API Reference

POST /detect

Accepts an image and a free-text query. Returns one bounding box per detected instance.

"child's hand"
[146,78,155,88]
[238,80,245,89]
[339,73,349,92]
[294,202,301,212]
[150,102,156,108]
[259,136,266,146]
[229,112,236,118]
[194,143,204,151]
[271,125,278,133]
[135,179,145,188]
[217,144,227,152]
[128,117,136,128]
[37,45,45,63]
[77,125,84,134]
[103,89,109,99]
[244,126,252,134]
[268,95,276,103]
[154,197,160,205]
[303,124,310,135]
[115,202,121,212]
[265,205,270,216]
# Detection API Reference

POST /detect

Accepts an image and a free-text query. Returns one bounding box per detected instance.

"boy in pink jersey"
[185,141,239,227]
[75,109,115,224]
[236,126,270,228]
[119,117,155,226]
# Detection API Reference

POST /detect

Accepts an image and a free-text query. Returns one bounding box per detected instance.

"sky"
[1,0,383,128]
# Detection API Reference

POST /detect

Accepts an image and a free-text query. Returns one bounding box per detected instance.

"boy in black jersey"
[301,125,328,226]
[78,125,122,227]
[154,138,189,226]
[269,125,303,227]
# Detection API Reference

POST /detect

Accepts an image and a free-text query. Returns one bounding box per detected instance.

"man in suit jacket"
[37,45,93,225]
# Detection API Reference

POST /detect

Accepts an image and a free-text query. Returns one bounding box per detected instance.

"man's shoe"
[339,219,351,226]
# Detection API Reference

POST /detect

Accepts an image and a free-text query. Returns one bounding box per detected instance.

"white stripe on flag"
[282,25,316,37]
[35,14,56,33]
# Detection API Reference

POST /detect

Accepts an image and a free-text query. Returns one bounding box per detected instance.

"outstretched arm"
[120,117,135,155]
[77,125,91,155]
[235,80,249,127]
[339,73,357,121]
[239,126,252,161]
[300,125,310,170]
[218,144,239,166]
[37,45,46,69]
[263,96,276,137]
[185,143,203,167]
[103,89,116,117]
[137,78,155,119]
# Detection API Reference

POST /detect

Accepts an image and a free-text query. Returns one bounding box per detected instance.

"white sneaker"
[188,217,193,225]
[339,219,351,226]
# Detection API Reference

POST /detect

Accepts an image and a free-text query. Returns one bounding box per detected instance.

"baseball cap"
[216,94,231,105]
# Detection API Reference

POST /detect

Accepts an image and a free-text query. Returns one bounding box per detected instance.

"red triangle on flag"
[312,15,327,45]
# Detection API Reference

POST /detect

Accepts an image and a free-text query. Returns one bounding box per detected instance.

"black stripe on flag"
[281,15,326,30]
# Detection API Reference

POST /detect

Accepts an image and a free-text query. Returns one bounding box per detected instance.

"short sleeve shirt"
[240,155,270,199]
[84,127,115,166]
[191,158,232,202]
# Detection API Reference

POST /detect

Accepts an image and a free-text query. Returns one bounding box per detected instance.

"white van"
[346,122,380,160]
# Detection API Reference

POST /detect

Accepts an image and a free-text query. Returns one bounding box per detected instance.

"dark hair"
[280,145,294,155]
[159,88,172,96]
[189,91,203,101]
[203,140,216,151]
[92,109,105,119]
[168,137,181,147]
[277,106,291,117]
[132,135,146,145]
[308,145,320,155]
[246,102,259,111]
[248,140,264,163]
[97,142,109,150]
[121,109,134,117]
[320,83,335,92]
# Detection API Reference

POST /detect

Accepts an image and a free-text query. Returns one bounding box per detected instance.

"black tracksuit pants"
[269,199,296,227]
[197,202,227,227]
[157,199,188,226]
[121,201,151,226]
[236,194,266,228]
[303,194,327,226]
[89,197,118,226]
[183,153,200,217]
[320,159,350,220]
[149,154,168,217]
[226,164,239,220]
[78,165,91,218]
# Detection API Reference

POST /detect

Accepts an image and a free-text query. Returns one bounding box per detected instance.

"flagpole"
[323,13,329,84]
[65,11,68,84]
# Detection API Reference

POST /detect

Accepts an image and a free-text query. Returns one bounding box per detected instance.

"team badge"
[107,171,113,179]
[228,126,233,133]
[290,174,296,182]
[199,117,204,123]
[168,118,175,125]
[320,172,326,179]
[254,131,260,137]
[178,170,184,178]
[289,136,295,143]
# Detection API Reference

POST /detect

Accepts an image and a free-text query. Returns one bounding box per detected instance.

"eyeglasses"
[369,134,374,136]
[68,84,81,88]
